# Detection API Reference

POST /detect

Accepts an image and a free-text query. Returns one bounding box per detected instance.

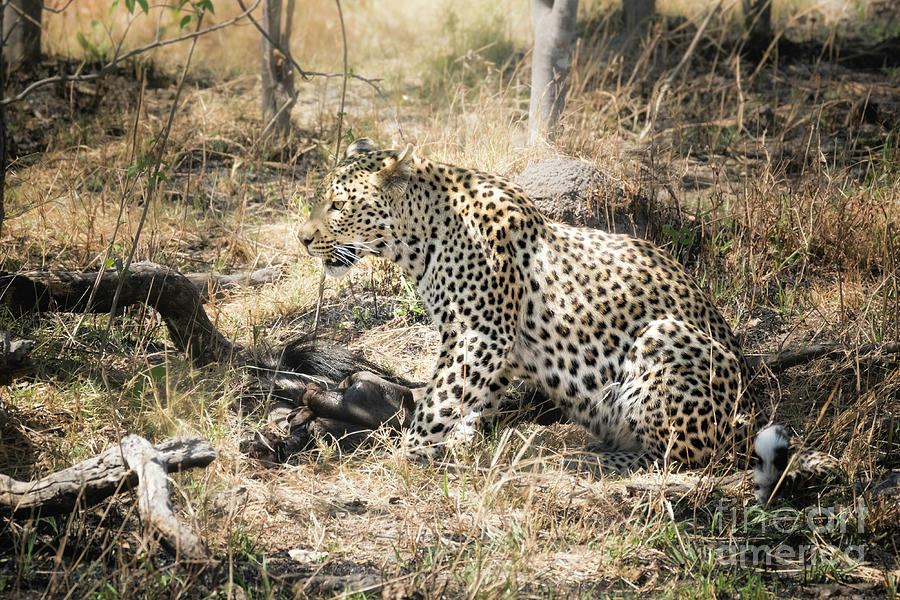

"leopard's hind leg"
[564,317,752,472]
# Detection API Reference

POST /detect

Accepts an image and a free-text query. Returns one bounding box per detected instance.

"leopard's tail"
[752,424,841,504]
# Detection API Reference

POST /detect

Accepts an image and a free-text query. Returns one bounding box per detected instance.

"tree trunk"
[742,0,772,54]
[0,61,5,241]
[260,0,296,142]
[2,0,42,74]
[528,0,579,143]
[623,0,655,35]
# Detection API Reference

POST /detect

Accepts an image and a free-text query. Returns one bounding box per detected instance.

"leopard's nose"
[297,225,314,251]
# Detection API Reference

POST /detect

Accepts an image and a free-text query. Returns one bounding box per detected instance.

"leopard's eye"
[331,200,345,211]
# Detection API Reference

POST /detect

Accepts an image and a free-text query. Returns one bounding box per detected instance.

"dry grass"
[2,0,900,598]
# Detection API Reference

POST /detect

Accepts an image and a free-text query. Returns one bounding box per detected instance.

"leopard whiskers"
[346,239,384,255]
[333,246,359,265]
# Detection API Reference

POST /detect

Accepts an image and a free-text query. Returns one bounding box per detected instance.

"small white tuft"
[753,425,791,504]
[754,424,789,463]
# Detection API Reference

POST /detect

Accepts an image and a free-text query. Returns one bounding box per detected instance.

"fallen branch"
[748,342,900,374]
[0,436,216,517]
[0,261,237,365]
[119,435,210,561]
[184,266,283,301]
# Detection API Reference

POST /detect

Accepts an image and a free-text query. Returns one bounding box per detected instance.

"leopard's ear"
[346,138,377,157]
[372,144,415,196]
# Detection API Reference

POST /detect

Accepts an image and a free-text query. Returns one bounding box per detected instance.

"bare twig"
[333,0,349,161]
[312,268,326,341]
[42,0,77,14]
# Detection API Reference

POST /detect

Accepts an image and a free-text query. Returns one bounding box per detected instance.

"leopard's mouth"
[322,245,359,277]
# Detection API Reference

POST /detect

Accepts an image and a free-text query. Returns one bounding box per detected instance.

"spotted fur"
[298,141,838,501]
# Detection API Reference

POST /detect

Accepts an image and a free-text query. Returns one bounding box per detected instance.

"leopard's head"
[298,139,415,277]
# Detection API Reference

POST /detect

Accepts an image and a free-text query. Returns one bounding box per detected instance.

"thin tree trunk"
[529,0,579,143]
[260,0,295,142]
[0,37,6,241]
[2,0,41,74]
[623,0,655,35]
[742,0,772,54]
[0,1,7,240]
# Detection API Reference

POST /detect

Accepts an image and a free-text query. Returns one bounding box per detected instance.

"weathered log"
[748,342,900,374]
[183,266,282,300]
[119,435,210,561]
[0,436,216,516]
[0,262,237,365]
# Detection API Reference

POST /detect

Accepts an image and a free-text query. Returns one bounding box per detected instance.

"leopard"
[298,139,839,504]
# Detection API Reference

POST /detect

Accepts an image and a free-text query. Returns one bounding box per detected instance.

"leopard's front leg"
[406,331,511,459]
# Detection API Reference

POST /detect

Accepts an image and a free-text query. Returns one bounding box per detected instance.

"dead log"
[183,266,282,301]
[0,436,216,517]
[0,261,237,365]
[119,435,210,561]
[748,342,900,374]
